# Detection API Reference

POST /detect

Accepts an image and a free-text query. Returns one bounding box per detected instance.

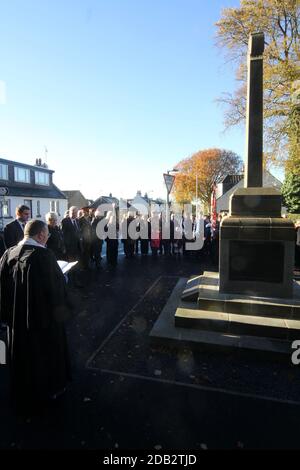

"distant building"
[87,191,166,216]
[216,175,244,200]
[89,193,119,210]
[126,191,165,214]
[216,170,283,213]
[127,191,151,215]
[62,190,89,209]
[0,157,67,230]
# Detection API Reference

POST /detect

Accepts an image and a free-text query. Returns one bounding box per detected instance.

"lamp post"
[164,168,179,217]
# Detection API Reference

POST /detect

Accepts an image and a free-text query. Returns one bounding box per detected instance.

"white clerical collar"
[18,237,46,249]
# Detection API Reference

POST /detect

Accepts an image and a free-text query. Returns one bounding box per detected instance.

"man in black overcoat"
[61,206,82,261]
[0,219,72,412]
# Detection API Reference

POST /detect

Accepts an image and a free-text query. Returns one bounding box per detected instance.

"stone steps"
[197,296,300,319]
[150,278,293,356]
[181,271,300,319]
[175,307,300,341]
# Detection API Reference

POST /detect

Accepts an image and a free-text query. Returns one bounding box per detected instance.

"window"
[50,200,55,212]
[14,167,30,183]
[37,200,41,217]
[0,164,8,180]
[35,171,49,186]
[24,200,32,216]
[55,200,60,215]
[0,199,11,217]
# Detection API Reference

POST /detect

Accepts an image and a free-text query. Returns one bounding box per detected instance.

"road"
[0,251,300,450]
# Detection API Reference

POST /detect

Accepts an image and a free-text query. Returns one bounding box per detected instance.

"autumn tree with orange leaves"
[172,148,243,206]
[216,0,300,166]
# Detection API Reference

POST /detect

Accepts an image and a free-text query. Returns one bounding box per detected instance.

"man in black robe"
[0,219,72,413]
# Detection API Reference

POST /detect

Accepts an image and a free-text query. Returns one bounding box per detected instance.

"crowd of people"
[2,203,300,414]
[2,205,300,273]
[0,204,224,271]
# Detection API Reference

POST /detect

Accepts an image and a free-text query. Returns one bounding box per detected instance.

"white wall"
[216,171,283,213]
[216,180,244,213]
[216,182,224,200]
[0,196,68,228]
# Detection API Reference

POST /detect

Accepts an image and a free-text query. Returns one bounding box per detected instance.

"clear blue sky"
[0,0,247,201]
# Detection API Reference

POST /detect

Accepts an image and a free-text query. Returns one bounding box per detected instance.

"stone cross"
[244,32,265,188]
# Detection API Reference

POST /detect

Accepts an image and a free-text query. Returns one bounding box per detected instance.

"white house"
[127,191,164,214]
[216,171,283,213]
[0,157,68,230]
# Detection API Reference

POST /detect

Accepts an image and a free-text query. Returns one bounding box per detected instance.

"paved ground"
[1,251,300,450]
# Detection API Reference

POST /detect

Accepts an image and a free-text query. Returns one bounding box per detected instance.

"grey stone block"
[194,272,300,317]
[229,314,288,339]
[175,309,229,332]
[230,188,282,217]
[150,277,293,356]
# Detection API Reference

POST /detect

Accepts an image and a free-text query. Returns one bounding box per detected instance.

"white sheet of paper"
[57,260,78,275]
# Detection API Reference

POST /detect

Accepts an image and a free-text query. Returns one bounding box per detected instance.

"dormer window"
[0,163,8,180]
[14,166,30,183]
[35,171,49,186]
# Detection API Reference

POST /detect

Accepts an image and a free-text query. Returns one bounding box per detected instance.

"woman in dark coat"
[46,212,66,260]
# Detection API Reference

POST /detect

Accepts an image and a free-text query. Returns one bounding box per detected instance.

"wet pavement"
[1,251,300,450]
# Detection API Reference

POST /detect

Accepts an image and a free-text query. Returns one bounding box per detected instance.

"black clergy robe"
[0,244,73,410]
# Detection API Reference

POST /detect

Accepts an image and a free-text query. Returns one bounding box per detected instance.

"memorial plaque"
[229,241,284,284]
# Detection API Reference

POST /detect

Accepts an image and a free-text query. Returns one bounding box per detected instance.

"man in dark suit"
[61,206,83,287]
[61,206,82,262]
[4,204,31,249]
[78,207,94,269]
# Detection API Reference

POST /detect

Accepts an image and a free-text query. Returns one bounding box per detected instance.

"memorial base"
[150,272,300,356]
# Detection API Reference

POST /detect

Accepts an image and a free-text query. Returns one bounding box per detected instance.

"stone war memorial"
[151,33,300,355]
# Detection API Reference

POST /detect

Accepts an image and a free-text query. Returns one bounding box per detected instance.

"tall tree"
[286,80,300,172]
[216,0,300,166]
[172,148,243,206]
[282,171,300,212]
